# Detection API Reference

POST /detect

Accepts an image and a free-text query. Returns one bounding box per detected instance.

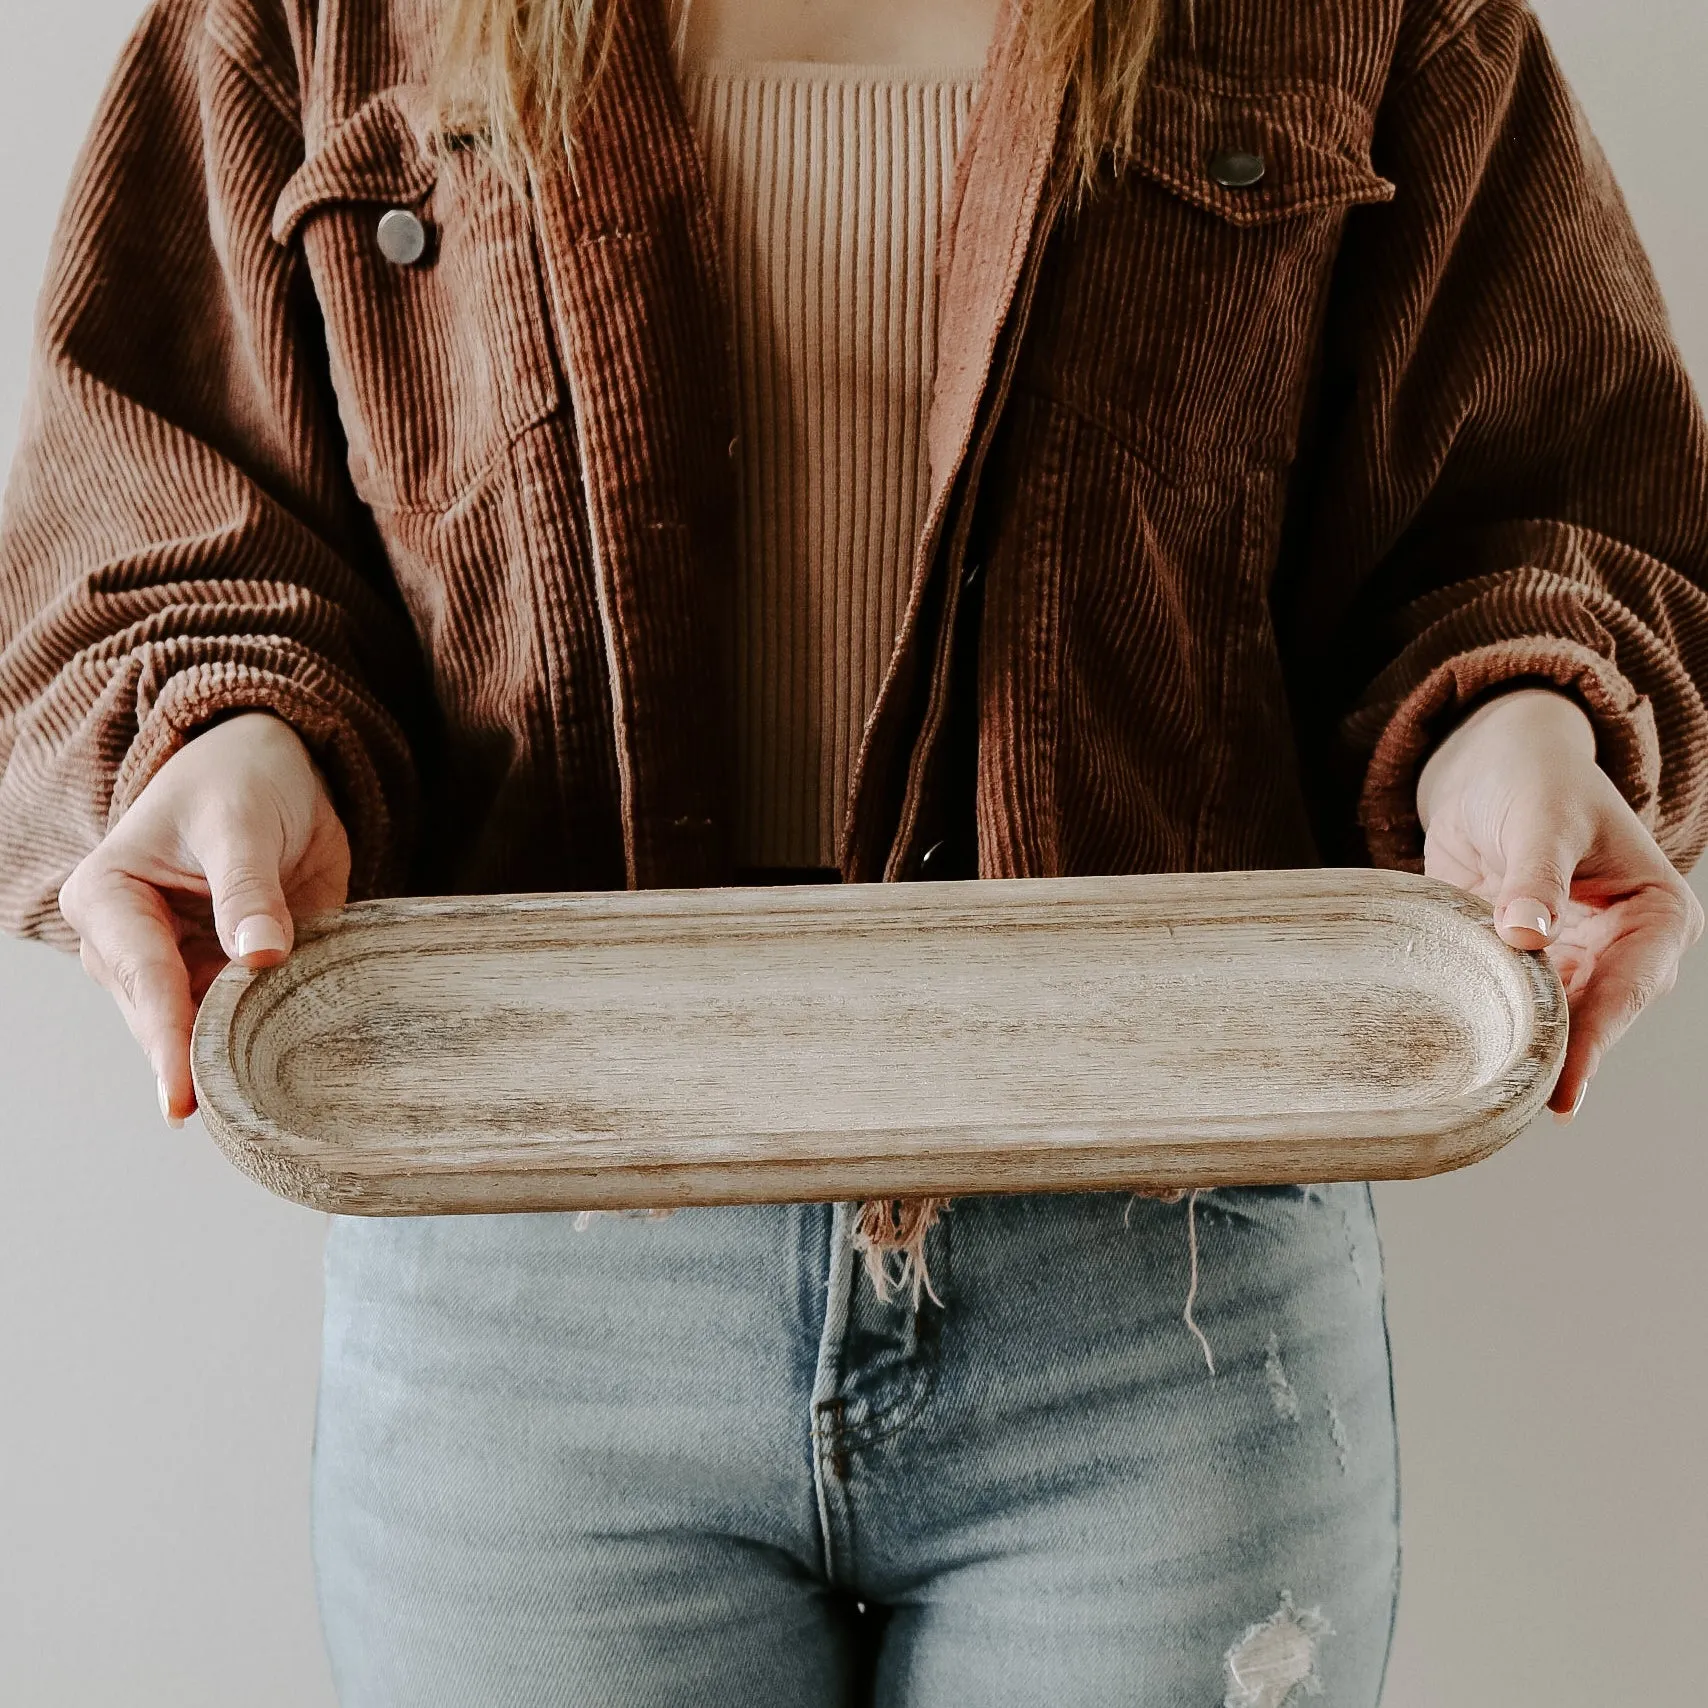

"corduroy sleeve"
[1296,0,1708,875]
[0,0,427,949]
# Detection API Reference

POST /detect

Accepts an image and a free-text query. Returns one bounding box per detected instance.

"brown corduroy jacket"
[3,0,1707,948]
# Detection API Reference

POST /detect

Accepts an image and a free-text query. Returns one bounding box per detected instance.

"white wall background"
[1,3,1704,1703]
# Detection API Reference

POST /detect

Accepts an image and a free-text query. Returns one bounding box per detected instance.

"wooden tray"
[190,869,1567,1215]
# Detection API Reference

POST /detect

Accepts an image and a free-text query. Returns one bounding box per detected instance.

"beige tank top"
[678,62,980,869]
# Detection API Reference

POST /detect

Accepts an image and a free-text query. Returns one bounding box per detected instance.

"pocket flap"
[1128,71,1396,225]
[273,87,442,246]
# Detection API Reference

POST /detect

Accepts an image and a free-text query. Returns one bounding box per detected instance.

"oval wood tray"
[190,869,1567,1215]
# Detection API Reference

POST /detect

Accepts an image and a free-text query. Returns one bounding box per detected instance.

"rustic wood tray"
[189,869,1567,1215]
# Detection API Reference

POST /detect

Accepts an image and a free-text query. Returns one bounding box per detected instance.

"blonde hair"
[435,0,1181,191]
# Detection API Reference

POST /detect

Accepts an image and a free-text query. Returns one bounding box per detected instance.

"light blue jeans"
[313,1186,1400,1705]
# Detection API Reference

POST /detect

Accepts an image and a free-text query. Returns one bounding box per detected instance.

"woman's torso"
[202,0,1479,895]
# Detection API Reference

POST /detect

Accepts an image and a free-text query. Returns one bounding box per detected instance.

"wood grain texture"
[189,869,1567,1214]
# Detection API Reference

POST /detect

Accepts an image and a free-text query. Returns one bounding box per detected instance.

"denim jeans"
[313,1186,1400,1705]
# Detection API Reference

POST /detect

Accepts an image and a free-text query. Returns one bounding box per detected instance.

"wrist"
[1416,686,1596,830]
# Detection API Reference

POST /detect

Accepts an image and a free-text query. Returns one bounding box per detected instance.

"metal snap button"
[1206,147,1266,188]
[376,208,428,266]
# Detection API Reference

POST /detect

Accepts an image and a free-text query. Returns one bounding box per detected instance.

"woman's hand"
[1416,686,1703,1120]
[57,711,350,1126]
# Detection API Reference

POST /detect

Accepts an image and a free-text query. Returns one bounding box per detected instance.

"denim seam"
[807,1199,858,1585]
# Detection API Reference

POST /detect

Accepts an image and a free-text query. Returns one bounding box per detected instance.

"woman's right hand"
[57,710,351,1127]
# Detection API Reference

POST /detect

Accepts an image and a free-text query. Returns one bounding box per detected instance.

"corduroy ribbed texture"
[2,0,1706,956]
[681,63,978,867]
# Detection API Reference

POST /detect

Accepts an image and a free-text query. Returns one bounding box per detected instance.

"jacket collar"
[926,0,1072,507]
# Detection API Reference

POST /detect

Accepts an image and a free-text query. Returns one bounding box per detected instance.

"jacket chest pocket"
[1017,67,1395,482]
[274,89,565,511]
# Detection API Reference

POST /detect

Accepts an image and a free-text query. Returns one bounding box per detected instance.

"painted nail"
[234,915,289,960]
[1550,1081,1589,1125]
[1501,897,1554,939]
[158,1075,184,1130]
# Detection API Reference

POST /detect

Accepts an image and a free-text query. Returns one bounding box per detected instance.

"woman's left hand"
[1415,685,1704,1120]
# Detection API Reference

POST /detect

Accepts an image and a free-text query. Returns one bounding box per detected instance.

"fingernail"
[1501,897,1554,939]
[1550,1081,1589,1125]
[158,1076,185,1130]
[234,915,289,960]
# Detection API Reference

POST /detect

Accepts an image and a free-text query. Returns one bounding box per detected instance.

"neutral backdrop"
[2,3,1704,1704]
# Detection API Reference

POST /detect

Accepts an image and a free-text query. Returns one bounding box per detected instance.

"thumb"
[199,817,295,966]
[1492,815,1580,951]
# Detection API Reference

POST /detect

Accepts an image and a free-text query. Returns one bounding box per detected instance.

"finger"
[192,811,295,966]
[1548,896,1692,1118]
[1493,810,1585,951]
[67,869,197,1124]
[79,935,158,1072]
[1548,1032,1597,1122]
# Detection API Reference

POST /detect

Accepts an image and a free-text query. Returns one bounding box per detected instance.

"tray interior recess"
[191,868,1568,1213]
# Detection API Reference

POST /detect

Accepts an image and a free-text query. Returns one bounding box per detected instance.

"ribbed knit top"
[679,62,980,869]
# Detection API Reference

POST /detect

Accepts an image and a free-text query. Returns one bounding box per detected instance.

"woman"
[2,0,1703,1699]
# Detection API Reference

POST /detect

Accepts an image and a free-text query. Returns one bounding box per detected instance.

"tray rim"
[190,868,1569,1215]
